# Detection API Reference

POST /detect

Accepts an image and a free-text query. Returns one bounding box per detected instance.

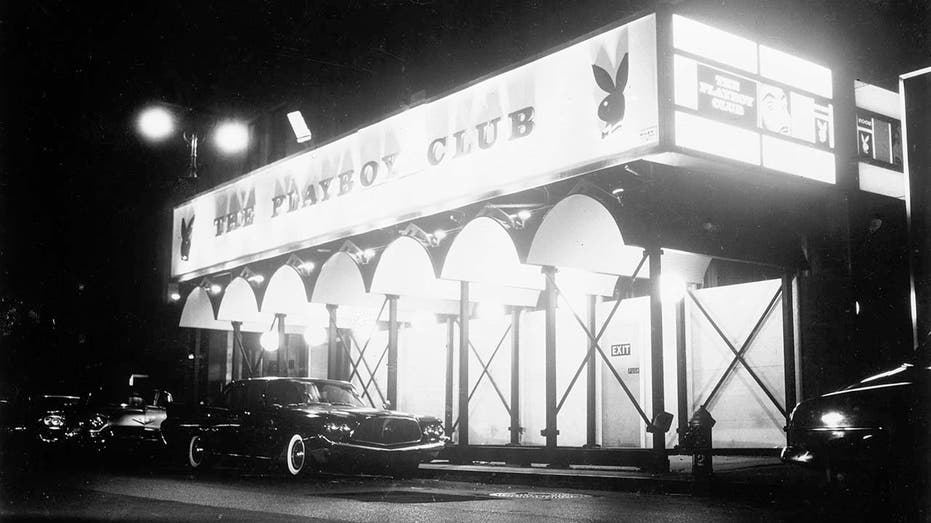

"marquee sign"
[671,15,836,184]
[855,81,904,199]
[171,14,659,280]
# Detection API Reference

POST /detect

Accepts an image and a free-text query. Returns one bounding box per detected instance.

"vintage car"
[781,360,930,478]
[161,377,447,477]
[81,384,173,454]
[8,393,86,447]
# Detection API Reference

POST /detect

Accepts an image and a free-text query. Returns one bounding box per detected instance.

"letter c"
[427,137,447,166]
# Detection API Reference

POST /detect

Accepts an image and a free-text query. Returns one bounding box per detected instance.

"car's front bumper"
[781,427,888,469]
[308,437,446,466]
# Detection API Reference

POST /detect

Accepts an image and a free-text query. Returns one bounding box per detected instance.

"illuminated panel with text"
[854,81,904,199]
[671,15,836,184]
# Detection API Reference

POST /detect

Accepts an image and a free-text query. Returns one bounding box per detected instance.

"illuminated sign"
[855,81,904,199]
[671,15,836,184]
[172,15,659,280]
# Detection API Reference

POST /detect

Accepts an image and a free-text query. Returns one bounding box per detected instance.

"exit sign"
[611,344,631,357]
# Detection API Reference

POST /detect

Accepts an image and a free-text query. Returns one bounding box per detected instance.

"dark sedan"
[81,385,174,454]
[781,361,930,478]
[161,377,447,477]
[7,393,85,447]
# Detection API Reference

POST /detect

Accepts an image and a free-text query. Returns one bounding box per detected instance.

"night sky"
[0,1,927,384]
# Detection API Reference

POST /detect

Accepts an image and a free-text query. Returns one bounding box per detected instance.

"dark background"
[0,0,928,389]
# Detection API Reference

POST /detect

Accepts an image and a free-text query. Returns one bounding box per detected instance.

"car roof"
[234,377,352,387]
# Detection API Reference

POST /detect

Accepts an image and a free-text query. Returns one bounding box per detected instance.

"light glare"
[260,330,280,351]
[138,107,175,141]
[821,411,845,428]
[660,274,687,303]
[214,121,249,154]
[303,326,328,346]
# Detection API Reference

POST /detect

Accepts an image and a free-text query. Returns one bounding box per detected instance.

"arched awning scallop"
[527,193,646,277]
[217,276,267,325]
[310,252,382,309]
[442,217,543,290]
[261,265,310,317]
[179,287,227,330]
[370,236,460,301]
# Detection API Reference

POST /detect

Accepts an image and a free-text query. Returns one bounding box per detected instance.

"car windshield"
[33,395,82,411]
[317,383,366,407]
[266,380,319,406]
[87,387,155,408]
[846,363,916,390]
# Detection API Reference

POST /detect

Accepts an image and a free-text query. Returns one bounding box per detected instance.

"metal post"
[458,281,470,447]
[445,316,455,437]
[648,248,669,472]
[387,295,399,410]
[510,308,522,445]
[192,329,201,404]
[274,314,285,377]
[586,295,597,447]
[231,322,242,380]
[676,290,688,447]
[543,266,558,449]
[782,272,797,414]
[327,304,340,380]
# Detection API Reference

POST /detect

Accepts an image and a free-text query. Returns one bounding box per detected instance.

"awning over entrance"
[179,287,226,330]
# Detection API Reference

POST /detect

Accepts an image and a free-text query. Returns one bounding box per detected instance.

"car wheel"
[187,434,210,470]
[284,434,306,477]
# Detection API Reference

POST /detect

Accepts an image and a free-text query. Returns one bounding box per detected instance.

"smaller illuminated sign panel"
[855,81,904,199]
[671,15,836,184]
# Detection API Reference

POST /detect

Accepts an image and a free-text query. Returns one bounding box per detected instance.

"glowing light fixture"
[169,291,182,302]
[433,229,448,241]
[213,121,249,154]
[477,302,505,319]
[660,274,687,303]
[287,111,313,143]
[137,106,175,141]
[209,284,222,295]
[303,326,328,346]
[260,330,280,351]
[821,411,845,428]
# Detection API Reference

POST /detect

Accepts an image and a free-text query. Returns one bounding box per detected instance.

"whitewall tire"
[187,434,208,470]
[285,434,306,477]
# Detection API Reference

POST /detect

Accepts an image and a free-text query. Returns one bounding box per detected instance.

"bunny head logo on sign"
[592,53,628,138]
[180,215,194,261]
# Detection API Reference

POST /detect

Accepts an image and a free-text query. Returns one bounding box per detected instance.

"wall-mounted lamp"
[286,254,316,276]
[478,205,527,230]
[198,277,223,295]
[240,266,265,285]
[167,282,182,302]
[339,240,375,265]
[398,223,444,247]
[287,111,313,144]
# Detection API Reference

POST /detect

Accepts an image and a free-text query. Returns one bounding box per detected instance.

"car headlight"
[42,415,65,428]
[323,421,353,441]
[87,414,108,431]
[422,422,445,441]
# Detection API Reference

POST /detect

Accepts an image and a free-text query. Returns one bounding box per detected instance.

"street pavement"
[0,451,920,522]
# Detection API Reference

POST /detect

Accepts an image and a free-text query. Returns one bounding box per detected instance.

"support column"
[510,308,522,445]
[543,266,558,449]
[782,271,798,413]
[648,248,669,472]
[586,295,597,447]
[276,313,286,377]
[387,295,399,409]
[458,281,470,447]
[327,304,342,380]
[445,316,455,437]
[676,290,688,446]
[192,329,201,404]
[225,331,234,384]
[231,321,244,379]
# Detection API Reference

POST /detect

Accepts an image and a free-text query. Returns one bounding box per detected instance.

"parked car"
[81,384,173,454]
[161,377,447,477]
[8,393,86,447]
[781,360,930,478]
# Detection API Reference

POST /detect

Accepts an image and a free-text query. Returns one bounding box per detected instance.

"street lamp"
[135,104,250,180]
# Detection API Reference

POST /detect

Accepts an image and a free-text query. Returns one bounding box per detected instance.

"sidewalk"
[419,455,823,500]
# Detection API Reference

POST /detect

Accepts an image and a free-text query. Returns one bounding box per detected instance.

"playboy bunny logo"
[816,120,828,144]
[860,133,871,155]
[180,216,194,261]
[592,52,629,138]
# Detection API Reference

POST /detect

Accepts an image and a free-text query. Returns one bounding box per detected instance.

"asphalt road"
[0,456,807,522]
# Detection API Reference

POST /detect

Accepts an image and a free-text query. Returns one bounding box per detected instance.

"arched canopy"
[370,236,459,300]
[179,287,227,330]
[442,217,543,290]
[217,277,266,324]
[261,265,309,317]
[527,194,646,276]
[311,252,382,308]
